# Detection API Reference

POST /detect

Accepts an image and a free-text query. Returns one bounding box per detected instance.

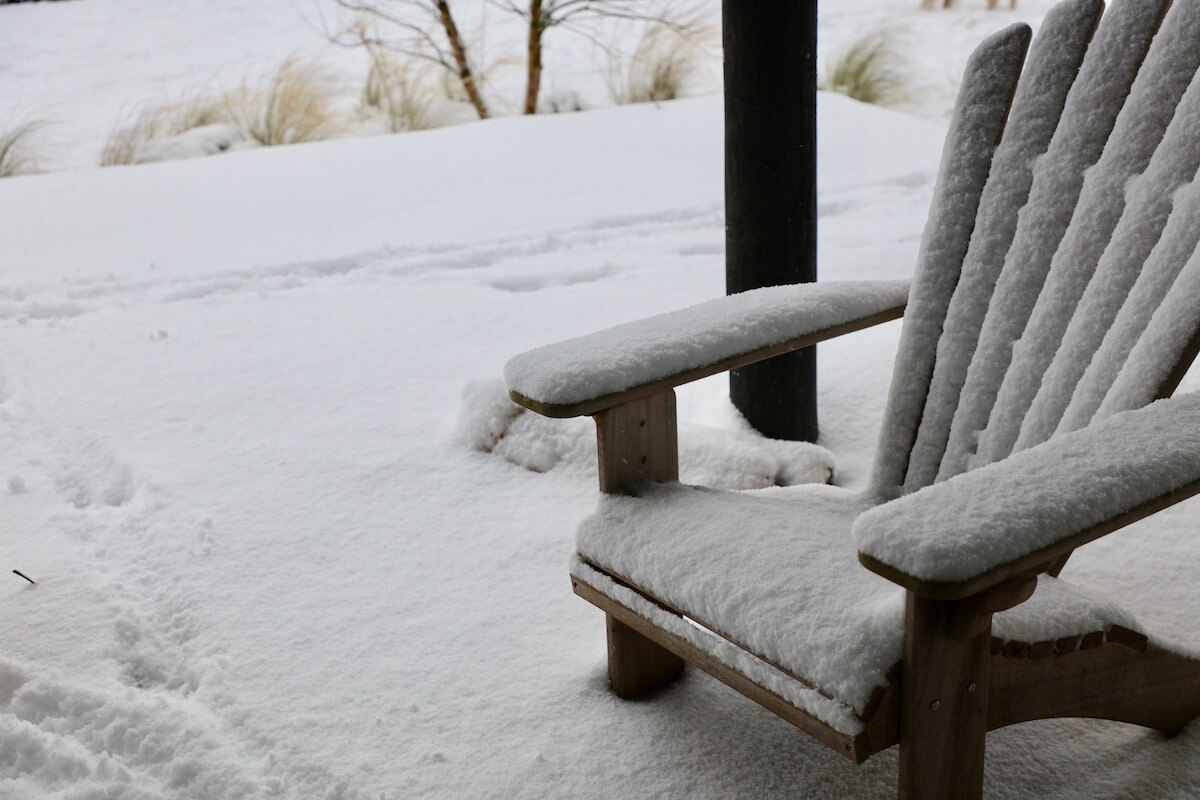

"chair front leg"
[606,614,685,698]
[592,390,685,696]
[899,591,991,800]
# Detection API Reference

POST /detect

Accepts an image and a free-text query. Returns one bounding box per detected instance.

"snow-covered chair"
[504,0,1200,796]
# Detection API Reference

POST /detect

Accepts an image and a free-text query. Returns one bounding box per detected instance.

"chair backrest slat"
[901,0,1103,491]
[869,23,1031,498]
[929,0,1171,485]
[982,2,1200,461]
[871,0,1200,499]
[1101,243,1200,417]
[1059,176,1200,432]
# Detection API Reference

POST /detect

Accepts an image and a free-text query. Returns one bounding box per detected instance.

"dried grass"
[227,56,343,146]
[0,119,47,177]
[608,23,710,106]
[819,29,910,107]
[101,92,231,166]
[363,44,438,132]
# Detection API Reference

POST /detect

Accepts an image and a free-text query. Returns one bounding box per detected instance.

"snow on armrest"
[505,280,909,417]
[855,392,1200,600]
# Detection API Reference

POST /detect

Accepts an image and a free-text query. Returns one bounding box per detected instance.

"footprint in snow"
[0,657,261,796]
[53,440,138,509]
[483,262,621,293]
[676,242,723,256]
[887,169,934,189]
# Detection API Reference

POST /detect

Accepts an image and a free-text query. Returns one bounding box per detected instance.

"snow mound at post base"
[458,379,836,489]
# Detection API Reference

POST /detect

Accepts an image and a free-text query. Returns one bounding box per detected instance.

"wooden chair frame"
[506,1,1200,793]
[511,306,1200,797]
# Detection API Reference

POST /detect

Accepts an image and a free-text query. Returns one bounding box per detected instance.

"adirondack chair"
[504,0,1200,796]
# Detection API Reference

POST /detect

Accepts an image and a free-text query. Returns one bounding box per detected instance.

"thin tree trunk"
[434,0,489,119]
[523,0,544,115]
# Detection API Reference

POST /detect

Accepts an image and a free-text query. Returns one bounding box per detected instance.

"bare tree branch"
[329,0,491,118]
[329,0,706,117]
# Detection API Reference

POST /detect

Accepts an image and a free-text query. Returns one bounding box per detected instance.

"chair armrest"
[505,280,909,418]
[855,392,1200,600]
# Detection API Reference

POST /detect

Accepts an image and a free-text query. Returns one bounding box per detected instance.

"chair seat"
[576,482,1141,734]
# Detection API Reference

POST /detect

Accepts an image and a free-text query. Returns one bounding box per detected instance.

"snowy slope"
[0,94,929,799]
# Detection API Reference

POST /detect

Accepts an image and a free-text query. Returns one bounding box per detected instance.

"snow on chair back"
[928,0,1179,482]
[870,0,1200,498]
[979,0,1200,461]
[869,19,1035,498]
[902,0,1110,491]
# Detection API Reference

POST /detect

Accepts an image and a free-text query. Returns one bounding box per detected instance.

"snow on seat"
[575,481,1141,735]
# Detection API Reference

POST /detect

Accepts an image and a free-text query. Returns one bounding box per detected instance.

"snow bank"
[0,85,954,800]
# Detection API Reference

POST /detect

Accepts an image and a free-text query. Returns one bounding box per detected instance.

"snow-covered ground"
[3,1,1200,798]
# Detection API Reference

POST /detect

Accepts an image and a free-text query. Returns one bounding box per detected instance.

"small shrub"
[228,56,343,146]
[100,116,151,167]
[101,57,341,166]
[609,24,706,106]
[101,92,232,166]
[363,44,438,132]
[820,29,910,107]
[0,119,46,177]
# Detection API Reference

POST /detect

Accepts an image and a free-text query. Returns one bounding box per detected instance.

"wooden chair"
[504,0,1200,796]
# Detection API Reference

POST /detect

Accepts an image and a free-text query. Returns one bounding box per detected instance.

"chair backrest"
[870,0,1200,499]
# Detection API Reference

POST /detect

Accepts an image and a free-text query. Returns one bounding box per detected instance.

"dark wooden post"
[724,0,819,442]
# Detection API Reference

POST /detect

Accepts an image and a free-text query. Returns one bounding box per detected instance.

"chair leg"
[606,614,685,698]
[898,593,991,800]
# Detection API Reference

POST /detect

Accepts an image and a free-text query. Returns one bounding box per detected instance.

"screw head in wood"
[967,682,977,693]
[930,700,941,711]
